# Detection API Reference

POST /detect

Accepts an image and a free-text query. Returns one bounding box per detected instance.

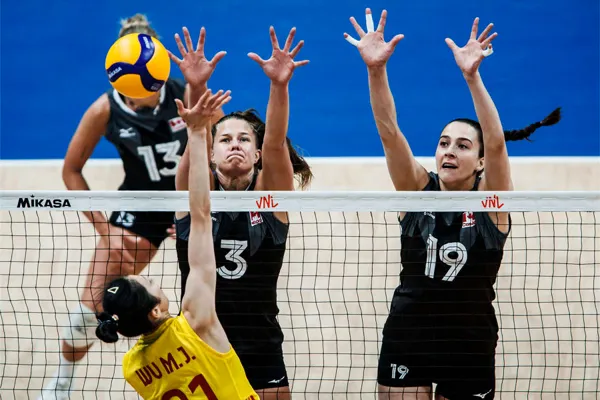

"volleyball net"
[1,190,599,399]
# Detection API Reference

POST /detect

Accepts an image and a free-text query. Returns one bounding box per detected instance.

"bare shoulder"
[84,93,111,122]
[93,93,111,113]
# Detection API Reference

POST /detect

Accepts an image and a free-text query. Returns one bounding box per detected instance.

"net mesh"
[1,191,599,399]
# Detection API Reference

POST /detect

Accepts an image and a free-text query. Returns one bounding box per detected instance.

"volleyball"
[105,33,171,99]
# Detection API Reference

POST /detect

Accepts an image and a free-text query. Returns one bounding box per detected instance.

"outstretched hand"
[445,18,497,78]
[175,89,232,131]
[248,26,309,85]
[344,8,404,68]
[169,27,227,87]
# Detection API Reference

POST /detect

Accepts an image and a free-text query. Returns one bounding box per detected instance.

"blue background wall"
[1,0,598,159]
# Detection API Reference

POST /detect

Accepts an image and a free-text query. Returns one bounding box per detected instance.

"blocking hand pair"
[168,25,309,127]
[344,8,497,77]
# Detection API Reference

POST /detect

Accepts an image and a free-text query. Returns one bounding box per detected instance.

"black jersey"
[391,172,510,329]
[105,79,187,191]
[176,173,289,350]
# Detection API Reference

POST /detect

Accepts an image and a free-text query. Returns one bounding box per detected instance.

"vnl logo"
[481,194,504,210]
[256,194,279,209]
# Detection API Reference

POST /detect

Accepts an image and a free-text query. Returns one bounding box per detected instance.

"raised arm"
[445,18,510,191]
[248,26,309,191]
[62,94,112,232]
[175,89,231,337]
[345,8,429,191]
[169,26,227,198]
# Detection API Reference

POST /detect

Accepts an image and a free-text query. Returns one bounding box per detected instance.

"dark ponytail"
[503,107,562,142]
[95,277,160,344]
[283,136,313,189]
[96,313,120,344]
[212,109,314,189]
[448,107,562,158]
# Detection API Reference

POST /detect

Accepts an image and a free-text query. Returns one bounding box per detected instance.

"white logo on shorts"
[268,376,286,384]
[115,211,135,228]
[473,389,492,398]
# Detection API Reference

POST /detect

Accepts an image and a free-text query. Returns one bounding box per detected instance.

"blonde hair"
[118,14,158,38]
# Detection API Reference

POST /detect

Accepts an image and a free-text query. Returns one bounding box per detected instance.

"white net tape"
[1,190,599,212]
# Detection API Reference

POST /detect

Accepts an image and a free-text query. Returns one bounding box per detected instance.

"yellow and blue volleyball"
[105,33,170,99]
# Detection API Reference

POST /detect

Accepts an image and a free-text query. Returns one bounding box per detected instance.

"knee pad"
[61,303,98,348]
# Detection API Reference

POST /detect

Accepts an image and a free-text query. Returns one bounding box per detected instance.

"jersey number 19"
[425,234,468,282]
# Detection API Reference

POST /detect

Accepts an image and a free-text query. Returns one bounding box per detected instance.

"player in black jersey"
[172,25,312,400]
[39,16,226,400]
[345,9,561,400]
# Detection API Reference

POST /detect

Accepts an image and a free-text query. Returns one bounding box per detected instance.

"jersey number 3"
[218,240,248,280]
[138,140,181,182]
[425,235,468,282]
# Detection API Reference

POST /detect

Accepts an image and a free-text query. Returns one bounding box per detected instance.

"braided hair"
[449,107,562,158]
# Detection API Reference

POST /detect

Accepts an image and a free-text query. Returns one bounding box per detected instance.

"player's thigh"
[85,230,158,276]
[81,230,158,307]
[433,348,496,400]
[378,385,432,400]
[109,210,174,254]
[255,386,291,400]
[107,210,174,274]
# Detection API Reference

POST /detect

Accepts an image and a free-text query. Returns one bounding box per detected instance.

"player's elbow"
[483,141,506,156]
[61,162,82,187]
[190,211,212,229]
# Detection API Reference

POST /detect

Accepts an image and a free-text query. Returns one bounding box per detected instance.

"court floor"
[1,210,598,399]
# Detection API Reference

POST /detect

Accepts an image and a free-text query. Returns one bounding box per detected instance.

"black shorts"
[224,314,287,390]
[378,312,498,399]
[235,343,289,390]
[109,211,174,248]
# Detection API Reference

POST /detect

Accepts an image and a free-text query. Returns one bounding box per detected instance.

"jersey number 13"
[137,140,181,182]
[425,234,468,282]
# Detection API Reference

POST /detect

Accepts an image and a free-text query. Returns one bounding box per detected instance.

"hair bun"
[120,14,149,29]
[118,14,158,38]
[95,312,120,343]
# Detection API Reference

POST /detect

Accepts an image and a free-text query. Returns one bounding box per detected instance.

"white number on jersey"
[137,140,181,182]
[218,240,248,280]
[424,234,468,282]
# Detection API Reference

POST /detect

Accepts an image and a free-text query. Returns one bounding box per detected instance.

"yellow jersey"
[122,314,258,400]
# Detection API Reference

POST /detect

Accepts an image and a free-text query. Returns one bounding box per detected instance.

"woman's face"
[435,121,483,189]
[212,118,261,177]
